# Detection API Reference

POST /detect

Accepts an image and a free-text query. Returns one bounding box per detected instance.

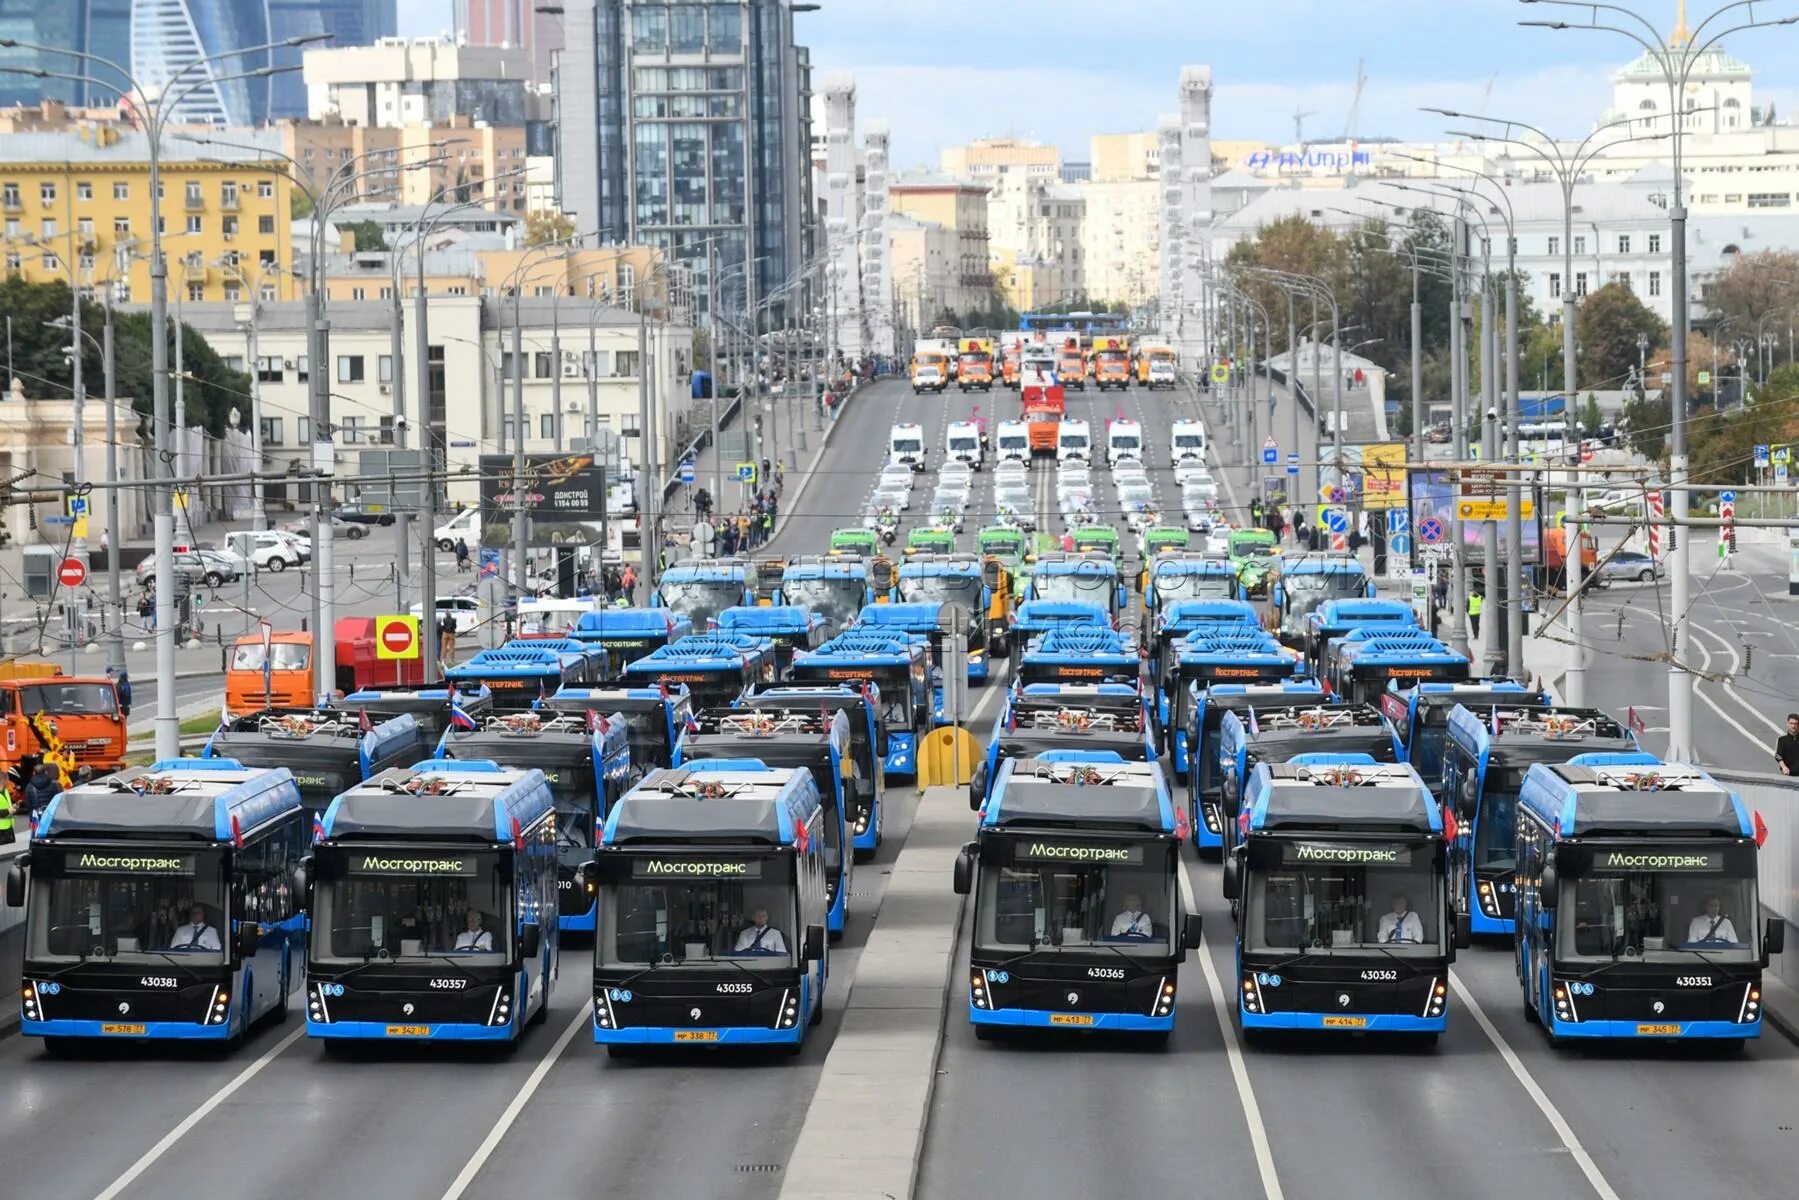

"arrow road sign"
[1323,507,1350,534]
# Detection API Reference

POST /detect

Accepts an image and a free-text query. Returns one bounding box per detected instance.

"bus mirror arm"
[1181,913,1203,952]
[1765,916,1785,958]
[803,924,825,963]
[1538,864,1559,910]
[4,858,25,908]
[952,844,975,895]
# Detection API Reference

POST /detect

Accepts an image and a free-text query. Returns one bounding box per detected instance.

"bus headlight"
[208,986,230,1024]
[778,988,799,1028]
[1152,977,1175,1017]
[21,983,41,1022]
[1201,802,1221,834]
[1553,983,1576,1023]
[594,990,617,1029]
[1476,879,1501,918]
[1423,978,1447,1019]
[1742,985,1761,1023]
[970,970,991,1010]
[1241,973,1264,1015]
[490,987,512,1026]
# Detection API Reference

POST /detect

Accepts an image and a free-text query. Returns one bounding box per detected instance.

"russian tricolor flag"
[449,702,479,731]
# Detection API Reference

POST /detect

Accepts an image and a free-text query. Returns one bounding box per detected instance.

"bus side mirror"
[520,923,542,960]
[1181,913,1204,951]
[1221,858,1240,901]
[1766,917,1786,957]
[237,923,262,959]
[1458,769,1479,820]
[5,860,25,908]
[1538,865,1558,910]
[803,924,826,962]
[1272,584,1285,609]
[969,760,988,811]
[1454,911,1472,950]
[953,843,977,895]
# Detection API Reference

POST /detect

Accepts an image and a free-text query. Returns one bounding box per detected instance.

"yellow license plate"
[100,1023,145,1035]
[1636,1023,1682,1036]
[674,1030,720,1042]
[384,1025,431,1037]
[1049,1013,1095,1026]
[1322,1016,1368,1029]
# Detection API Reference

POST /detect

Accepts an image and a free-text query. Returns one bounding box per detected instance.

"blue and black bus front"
[1233,835,1454,1035]
[592,849,824,1047]
[791,657,924,779]
[1170,653,1299,783]
[304,842,547,1042]
[744,688,887,857]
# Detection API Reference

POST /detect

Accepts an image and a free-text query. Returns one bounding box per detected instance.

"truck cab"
[911,352,949,393]
[995,420,1030,463]
[1170,420,1207,466]
[1090,337,1132,390]
[947,420,985,471]
[1107,419,1144,468]
[1056,342,1087,390]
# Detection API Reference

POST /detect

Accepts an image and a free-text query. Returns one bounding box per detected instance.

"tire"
[529,986,548,1026]
[809,990,824,1027]
[1637,569,1654,583]
[973,1024,998,1042]
[605,1044,637,1060]
[269,986,290,1025]
[1140,1030,1171,1050]
[203,572,224,587]
[266,556,287,573]
[1412,1032,1441,1049]
[438,538,454,552]
[348,526,368,540]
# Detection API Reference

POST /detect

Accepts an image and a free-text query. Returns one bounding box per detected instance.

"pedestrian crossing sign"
[736,462,758,484]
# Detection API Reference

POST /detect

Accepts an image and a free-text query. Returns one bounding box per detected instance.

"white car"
[1057,465,1092,491]
[1059,491,1097,528]
[1174,455,1212,488]
[946,420,985,471]
[939,460,974,486]
[870,482,910,515]
[412,594,486,638]
[992,459,1029,485]
[878,466,916,494]
[219,530,308,573]
[433,507,481,551]
[995,420,1031,463]
[1110,454,1144,477]
[930,482,971,513]
[993,484,1035,530]
[1117,482,1158,531]
[1171,420,1207,466]
[1057,419,1092,463]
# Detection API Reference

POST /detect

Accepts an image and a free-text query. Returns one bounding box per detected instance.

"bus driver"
[454,909,495,952]
[1686,895,1740,945]
[733,907,788,954]
[1109,892,1155,939]
[168,903,221,951]
[1376,893,1425,944]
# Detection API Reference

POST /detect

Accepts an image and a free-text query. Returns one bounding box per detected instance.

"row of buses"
[949,547,1781,1050]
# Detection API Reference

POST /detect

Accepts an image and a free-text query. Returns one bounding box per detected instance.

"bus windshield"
[311,848,512,961]
[898,575,981,610]
[17,680,121,716]
[548,774,599,852]
[973,853,1174,956]
[230,643,311,672]
[1558,848,1758,962]
[1280,574,1367,632]
[783,577,865,630]
[1152,573,1236,605]
[658,579,744,628]
[599,856,797,966]
[27,847,227,964]
[1245,843,1440,955]
[1031,572,1114,607]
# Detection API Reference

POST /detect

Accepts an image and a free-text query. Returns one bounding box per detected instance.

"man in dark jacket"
[24,763,61,815]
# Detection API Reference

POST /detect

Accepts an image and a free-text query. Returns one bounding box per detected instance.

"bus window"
[27,849,226,961]
[311,850,512,959]
[976,863,1172,951]
[1563,868,1757,960]
[1247,860,1438,952]
[1475,783,1520,875]
[600,873,797,963]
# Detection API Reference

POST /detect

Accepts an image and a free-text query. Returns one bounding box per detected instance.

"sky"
[395,0,1799,170]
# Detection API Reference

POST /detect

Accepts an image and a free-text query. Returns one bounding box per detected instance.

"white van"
[1107,419,1144,468]
[1057,418,1092,464]
[434,507,482,550]
[995,420,1030,463]
[946,420,984,471]
[1170,420,1207,467]
[889,422,928,472]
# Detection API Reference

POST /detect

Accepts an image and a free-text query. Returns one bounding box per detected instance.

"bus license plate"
[674,1030,719,1042]
[1637,1023,1682,1036]
[385,1025,431,1037]
[1322,1016,1368,1029]
[100,1023,145,1035]
[1049,1014,1095,1026]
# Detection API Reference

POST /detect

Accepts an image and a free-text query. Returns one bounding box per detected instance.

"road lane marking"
[1449,973,1622,1200]
[438,1001,592,1200]
[94,1023,307,1200]
[1691,622,1784,736]
[1686,631,1779,760]
[1182,861,1285,1200]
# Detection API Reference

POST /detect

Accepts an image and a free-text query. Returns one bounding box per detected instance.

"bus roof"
[38,761,304,842]
[1032,554,1118,577]
[1245,760,1439,835]
[659,560,748,583]
[338,683,494,719]
[438,710,627,765]
[1160,599,1257,630]
[601,765,820,845]
[573,608,693,640]
[320,763,553,841]
[717,606,826,637]
[1519,762,1750,838]
[448,644,587,677]
[206,709,421,774]
[856,602,948,632]
[1446,704,1635,755]
[983,756,1175,834]
[1309,599,1416,629]
[1011,600,1110,628]
[783,557,868,580]
[896,555,982,577]
[545,686,685,713]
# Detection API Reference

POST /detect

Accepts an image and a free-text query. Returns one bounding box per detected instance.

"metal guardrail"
[1709,768,1799,991]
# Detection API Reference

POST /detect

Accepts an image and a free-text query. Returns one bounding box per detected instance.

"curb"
[768,379,876,545]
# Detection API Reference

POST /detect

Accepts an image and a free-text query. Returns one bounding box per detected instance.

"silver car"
[1594,549,1664,585]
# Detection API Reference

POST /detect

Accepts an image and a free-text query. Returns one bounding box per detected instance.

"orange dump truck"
[1091,336,1133,390]
[1022,381,1067,456]
[1056,340,1087,390]
[226,619,427,714]
[0,663,126,782]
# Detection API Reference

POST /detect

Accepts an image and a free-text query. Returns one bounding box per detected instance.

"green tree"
[341,220,387,252]
[290,189,314,220]
[525,210,576,246]
[1580,393,1603,437]
[1573,282,1664,390]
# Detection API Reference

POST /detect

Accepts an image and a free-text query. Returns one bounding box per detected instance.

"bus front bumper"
[971,1005,1174,1033]
[1239,1007,1448,1034]
[1547,1016,1760,1040]
[593,1022,803,1046]
[23,1017,235,1040]
[307,1018,519,1041]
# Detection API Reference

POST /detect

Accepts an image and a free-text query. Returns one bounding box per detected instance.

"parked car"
[136,550,238,588]
[1595,549,1664,586]
[333,502,397,528]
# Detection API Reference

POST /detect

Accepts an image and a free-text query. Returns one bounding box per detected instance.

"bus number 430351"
[1676,976,1713,988]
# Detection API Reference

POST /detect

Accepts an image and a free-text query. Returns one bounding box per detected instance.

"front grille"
[37,982,211,1023]
[318,983,505,1025]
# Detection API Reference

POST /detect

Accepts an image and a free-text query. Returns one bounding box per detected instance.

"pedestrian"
[1292,511,1308,547]
[620,563,638,601]
[25,762,59,816]
[113,667,132,718]
[137,589,154,626]
[0,776,14,845]
[438,610,459,664]
[1250,497,1264,526]
[454,537,472,573]
[1467,589,1484,639]
[1776,713,1799,776]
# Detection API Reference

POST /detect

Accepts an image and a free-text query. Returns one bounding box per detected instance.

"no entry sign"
[375,614,421,660]
[57,557,87,588]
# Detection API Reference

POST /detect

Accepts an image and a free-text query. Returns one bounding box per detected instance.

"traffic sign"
[42,515,74,527]
[1698,370,1712,385]
[1418,516,1445,545]
[1386,509,1410,535]
[56,557,86,588]
[679,460,696,485]
[68,496,87,515]
[737,461,758,484]
[1720,489,1736,505]
[1389,533,1413,557]
[1323,507,1349,535]
[1774,445,1793,466]
[375,614,420,661]
[1755,445,1771,469]
[1262,436,1278,465]
[1212,363,1229,385]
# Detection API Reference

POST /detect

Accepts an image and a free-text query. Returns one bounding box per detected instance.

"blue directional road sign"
[1262,436,1278,465]
[1386,509,1411,558]
[679,460,696,485]
[1323,507,1349,535]
[1720,489,1736,505]
[736,462,758,484]
[1755,445,1771,469]
[69,496,87,515]
[1286,451,1300,477]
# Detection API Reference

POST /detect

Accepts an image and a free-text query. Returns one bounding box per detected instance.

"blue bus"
[1183,681,1328,854]
[678,708,853,937]
[1215,704,1402,856]
[1224,759,1465,1042]
[791,633,931,779]
[1005,599,1110,663]
[334,683,494,741]
[205,708,426,813]
[1026,553,1127,625]
[10,760,307,1045]
[954,755,1200,1043]
[1268,554,1374,650]
[1325,631,1470,706]
[1169,632,1303,783]
[777,556,876,636]
[590,764,830,1054]
[1148,599,1260,737]
[1144,556,1243,618]
[890,556,992,681]
[856,598,984,692]
[1301,598,1416,677]
[539,685,694,774]
[743,684,887,859]
[437,710,633,932]
[1020,310,1129,338]
[1516,761,1781,1046]
[1016,626,1142,692]
[620,634,775,710]
[301,760,559,1043]
[571,608,694,678]
[975,684,1156,811]
[1442,705,1643,936]
[1378,680,1550,784]
[448,642,609,711]
[716,606,829,677]
[650,559,755,630]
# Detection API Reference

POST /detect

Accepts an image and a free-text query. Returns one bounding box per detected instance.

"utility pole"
[389,277,409,614]
[511,296,529,599]
[637,300,655,588]
[708,240,722,501]
[414,244,438,681]
[1445,216,1470,657]
[102,298,124,674]
[1504,263,1524,680]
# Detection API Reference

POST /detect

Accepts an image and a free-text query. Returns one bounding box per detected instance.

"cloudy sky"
[395,0,1799,169]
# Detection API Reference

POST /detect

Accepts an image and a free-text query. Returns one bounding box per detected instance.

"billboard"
[1408,469,1541,566]
[1359,443,1407,511]
[479,453,613,546]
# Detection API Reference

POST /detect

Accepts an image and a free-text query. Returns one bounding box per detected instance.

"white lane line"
[1691,621,1785,737]
[1181,861,1284,1200]
[438,1001,592,1200]
[1686,632,1779,760]
[93,1023,308,1200]
[1449,974,1622,1200]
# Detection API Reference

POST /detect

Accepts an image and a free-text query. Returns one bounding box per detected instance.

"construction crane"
[1343,58,1367,184]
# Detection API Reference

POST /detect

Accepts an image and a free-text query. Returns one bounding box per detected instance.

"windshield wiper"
[613,948,786,988]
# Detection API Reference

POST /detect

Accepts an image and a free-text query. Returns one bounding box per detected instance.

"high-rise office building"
[0,0,394,124]
[553,0,816,318]
[454,0,562,85]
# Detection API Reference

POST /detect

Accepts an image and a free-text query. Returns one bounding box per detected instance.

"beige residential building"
[1080,133,1160,307]
[939,137,1062,182]
[987,173,1086,307]
[309,243,680,317]
[1090,132,1160,183]
[889,215,965,328]
[303,39,539,129]
[281,118,531,215]
[888,171,992,316]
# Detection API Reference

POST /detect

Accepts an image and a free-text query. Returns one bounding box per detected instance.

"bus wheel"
[269,986,289,1025]
[854,846,875,864]
[529,991,548,1026]
[41,1038,84,1059]
[973,1024,998,1042]
[1712,1038,1746,1057]
[1411,1032,1440,1049]
[1139,1030,1170,1050]
[1196,845,1222,864]
[809,995,824,1027]
[605,1045,637,1060]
